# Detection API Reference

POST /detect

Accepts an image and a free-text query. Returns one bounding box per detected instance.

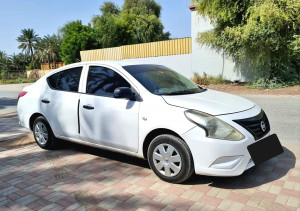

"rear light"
[18,91,27,100]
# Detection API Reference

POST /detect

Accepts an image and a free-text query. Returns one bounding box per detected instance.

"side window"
[47,72,59,89]
[86,66,131,97]
[47,67,82,92]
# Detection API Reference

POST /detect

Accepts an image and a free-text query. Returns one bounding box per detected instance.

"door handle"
[83,105,94,110]
[41,99,50,104]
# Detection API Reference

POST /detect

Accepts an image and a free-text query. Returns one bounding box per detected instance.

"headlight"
[184,109,244,141]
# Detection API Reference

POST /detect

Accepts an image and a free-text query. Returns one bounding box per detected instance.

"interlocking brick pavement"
[0,140,299,211]
[0,117,31,141]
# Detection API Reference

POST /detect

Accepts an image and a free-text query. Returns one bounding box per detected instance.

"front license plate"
[247,134,284,165]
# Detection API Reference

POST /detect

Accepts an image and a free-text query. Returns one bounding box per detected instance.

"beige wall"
[41,62,65,70]
[26,70,52,79]
[80,38,191,62]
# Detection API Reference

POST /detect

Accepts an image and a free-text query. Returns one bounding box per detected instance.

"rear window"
[47,67,82,92]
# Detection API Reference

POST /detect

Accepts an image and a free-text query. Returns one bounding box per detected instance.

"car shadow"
[184,146,295,188]
[56,139,150,169]
[0,97,18,110]
[56,141,295,188]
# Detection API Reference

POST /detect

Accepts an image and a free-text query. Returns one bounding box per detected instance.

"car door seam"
[77,99,80,134]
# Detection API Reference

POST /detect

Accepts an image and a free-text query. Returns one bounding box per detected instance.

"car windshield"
[123,65,205,95]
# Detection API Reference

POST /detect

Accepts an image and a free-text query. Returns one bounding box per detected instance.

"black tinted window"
[86,66,130,97]
[47,72,59,89]
[58,67,83,91]
[47,67,82,92]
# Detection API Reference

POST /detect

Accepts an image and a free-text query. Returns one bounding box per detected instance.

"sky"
[0,0,192,55]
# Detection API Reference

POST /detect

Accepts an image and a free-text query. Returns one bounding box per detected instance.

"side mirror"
[114,87,134,100]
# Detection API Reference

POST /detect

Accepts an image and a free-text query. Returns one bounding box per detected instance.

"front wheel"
[33,116,57,150]
[147,134,194,183]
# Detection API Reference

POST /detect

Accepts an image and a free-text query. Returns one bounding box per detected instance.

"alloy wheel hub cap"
[34,122,48,145]
[152,144,182,177]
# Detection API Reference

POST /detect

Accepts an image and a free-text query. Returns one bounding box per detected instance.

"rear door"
[79,65,140,152]
[40,66,83,139]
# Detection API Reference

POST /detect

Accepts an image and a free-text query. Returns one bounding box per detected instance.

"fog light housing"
[210,156,244,169]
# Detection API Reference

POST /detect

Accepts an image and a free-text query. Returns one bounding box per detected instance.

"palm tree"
[10,53,30,71]
[0,51,6,66]
[36,38,50,68]
[44,34,61,68]
[0,51,12,71]
[36,34,61,69]
[17,29,39,70]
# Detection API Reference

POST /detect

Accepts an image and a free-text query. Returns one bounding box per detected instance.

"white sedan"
[17,62,283,183]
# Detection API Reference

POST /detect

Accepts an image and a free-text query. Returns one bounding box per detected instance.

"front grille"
[233,110,270,140]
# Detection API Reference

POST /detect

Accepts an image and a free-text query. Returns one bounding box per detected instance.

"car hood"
[162,89,255,115]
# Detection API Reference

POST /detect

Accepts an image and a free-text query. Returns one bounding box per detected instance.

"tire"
[33,116,57,150]
[147,134,194,183]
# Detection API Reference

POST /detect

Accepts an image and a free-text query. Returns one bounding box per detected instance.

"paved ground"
[0,135,299,211]
[0,84,32,141]
[0,84,299,210]
[0,83,30,117]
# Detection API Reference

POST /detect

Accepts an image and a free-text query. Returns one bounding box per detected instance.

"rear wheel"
[148,134,194,183]
[33,116,57,149]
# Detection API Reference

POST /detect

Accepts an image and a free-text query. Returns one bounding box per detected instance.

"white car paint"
[40,84,81,139]
[162,90,255,115]
[79,93,140,152]
[17,61,271,177]
[182,105,263,176]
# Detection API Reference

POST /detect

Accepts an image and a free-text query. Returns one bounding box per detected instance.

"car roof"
[44,61,163,79]
[60,61,121,69]
[62,60,148,69]
[61,60,165,69]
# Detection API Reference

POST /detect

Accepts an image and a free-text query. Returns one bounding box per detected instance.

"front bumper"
[181,105,265,176]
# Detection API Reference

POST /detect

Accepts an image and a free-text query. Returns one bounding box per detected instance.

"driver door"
[79,65,140,153]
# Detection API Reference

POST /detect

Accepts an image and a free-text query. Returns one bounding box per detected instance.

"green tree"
[193,0,300,83]
[0,51,8,69]
[0,51,10,82]
[10,53,30,70]
[58,21,80,39]
[100,1,120,15]
[36,34,61,68]
[128,13,165,43]
[36,38,50,67]
[91,0,170,47]
[123,0,161,17]
[0,51,6,61]
[0,51,12,71]
[17,29,40,70]
[91,2,133,47]
[60,21,98,64]
[1,70,7,82]
[122,0,169,43]
[91,13,135,48]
